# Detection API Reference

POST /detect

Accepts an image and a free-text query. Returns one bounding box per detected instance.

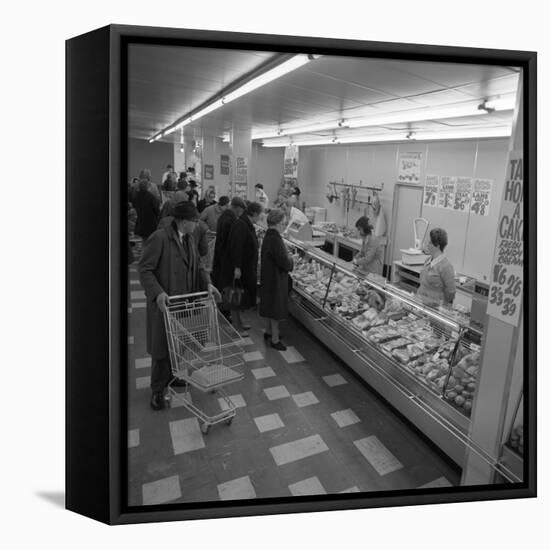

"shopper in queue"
[352,216,384,275]
[417,227,456,307]
[197,186,217,213]
[259,209,294,350]
[217,201,263,335]
[133,178,160,242]
[138,201,221,411]
[211,196,247,321]
[200,195,230,232]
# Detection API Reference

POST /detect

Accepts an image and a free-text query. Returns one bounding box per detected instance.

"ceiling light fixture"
[254,94,516,142]
[261,125,511,147]
[150,54,314,142]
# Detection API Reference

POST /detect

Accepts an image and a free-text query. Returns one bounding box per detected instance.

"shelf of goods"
[285,238,483,467]
[498,392,524,482]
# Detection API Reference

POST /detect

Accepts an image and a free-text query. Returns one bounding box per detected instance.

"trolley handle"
[167,291,210,303]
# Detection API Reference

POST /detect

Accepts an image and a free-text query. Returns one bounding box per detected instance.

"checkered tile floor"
[127,264,459,506]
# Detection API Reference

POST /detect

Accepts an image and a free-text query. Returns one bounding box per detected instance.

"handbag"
[222,278,244,309]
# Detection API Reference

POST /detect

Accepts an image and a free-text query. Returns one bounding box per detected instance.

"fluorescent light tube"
[484,97,516,111]
[412,127,512,141]
[223,55,311,104]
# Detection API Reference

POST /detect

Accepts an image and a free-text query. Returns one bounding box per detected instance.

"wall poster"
[453,176,473,212]
[423,174,439,207]
[397,152,422,184]
[438,176,456,210]
[470,178,493,216]
[220,154,230,175]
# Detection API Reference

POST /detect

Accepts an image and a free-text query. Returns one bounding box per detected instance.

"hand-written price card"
[487,153,523,326]
[423,174,439,207]
[438,176,456,210]
[453,177,472,212]
[470,178,493,216]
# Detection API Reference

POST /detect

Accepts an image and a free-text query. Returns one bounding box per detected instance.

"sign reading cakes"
[438,176,456,210]
[220,154,230,175]
[470,178,493,216]
[397,152,422,184]
[453,177,472,211]
[487,151,523,326]
[423,174,439,207]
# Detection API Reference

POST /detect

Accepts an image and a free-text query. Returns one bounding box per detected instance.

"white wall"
[251,143,285,203]
[253,137,509,281]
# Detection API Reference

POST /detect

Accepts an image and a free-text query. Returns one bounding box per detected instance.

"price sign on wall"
[453,177,472,212]
[470,178,493,216]
[423,174,439,207]
[487,152,523,326]
[438,176,456,210]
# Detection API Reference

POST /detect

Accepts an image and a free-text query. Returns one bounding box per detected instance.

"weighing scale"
[400,217,431,265]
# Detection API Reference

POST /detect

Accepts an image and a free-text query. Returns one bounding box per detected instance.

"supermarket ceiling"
[128,44,520,143]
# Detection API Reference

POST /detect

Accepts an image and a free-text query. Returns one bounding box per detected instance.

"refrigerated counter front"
[285,237,484,468]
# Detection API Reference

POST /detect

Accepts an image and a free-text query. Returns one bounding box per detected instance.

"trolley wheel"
[225,417,234,426]
[201,423,209,435]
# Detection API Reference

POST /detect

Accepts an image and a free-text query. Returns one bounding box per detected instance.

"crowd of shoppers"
[131,167,296,410]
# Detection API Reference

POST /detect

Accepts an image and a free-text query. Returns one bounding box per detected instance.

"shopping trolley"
[164,291,246,434]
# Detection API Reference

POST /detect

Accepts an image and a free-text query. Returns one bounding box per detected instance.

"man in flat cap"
[139,201,220,410]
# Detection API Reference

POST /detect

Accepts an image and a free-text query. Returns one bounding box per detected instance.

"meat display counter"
[285,237,484,467]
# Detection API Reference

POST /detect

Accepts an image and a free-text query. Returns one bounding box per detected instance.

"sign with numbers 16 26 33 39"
[486,151,523,326]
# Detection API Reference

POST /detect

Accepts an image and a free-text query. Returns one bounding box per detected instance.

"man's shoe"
[271,340,287,351]
[150,392,165,410]
[263,332,272,341]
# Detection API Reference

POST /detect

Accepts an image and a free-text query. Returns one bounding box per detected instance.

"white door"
[390,184,424,263]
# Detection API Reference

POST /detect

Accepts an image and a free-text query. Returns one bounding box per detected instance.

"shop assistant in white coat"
[352,216,384,275]
[417,227,456,307]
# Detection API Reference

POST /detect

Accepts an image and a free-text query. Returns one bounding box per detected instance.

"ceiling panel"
[128,45,518,143]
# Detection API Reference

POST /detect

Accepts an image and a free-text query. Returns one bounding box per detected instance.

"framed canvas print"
[66,24,536,525]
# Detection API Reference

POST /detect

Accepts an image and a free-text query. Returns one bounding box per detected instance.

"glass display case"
[285,237,485,466]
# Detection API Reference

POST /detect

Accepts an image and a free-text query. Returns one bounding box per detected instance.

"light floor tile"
[142,475,181,505]
[170,391,193,408]
[354,436,403,476]
[292,391,319,408]
[418,476,453,489]
[241,337,254,346]
[217,476,256,501]
[270,434,329,466]
[263,385,290,401]
[169,417,205,455]
[128,336,134,345]
[218,394,247,411]
[339,486,360,493]
[289,476,326,496]
[131,290,146,300]
[135,357,152,369]
[243,351,264,362]
[135,376,150,389]
[254,413,284,433]
[132,302,146,309]
[252,366,276,380]
[128,429,140,448]
[279,346,305,364]
[322,374,348,387]
[331,409,361,428]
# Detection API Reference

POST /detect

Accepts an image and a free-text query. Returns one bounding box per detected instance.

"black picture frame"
[66,24,537,525]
